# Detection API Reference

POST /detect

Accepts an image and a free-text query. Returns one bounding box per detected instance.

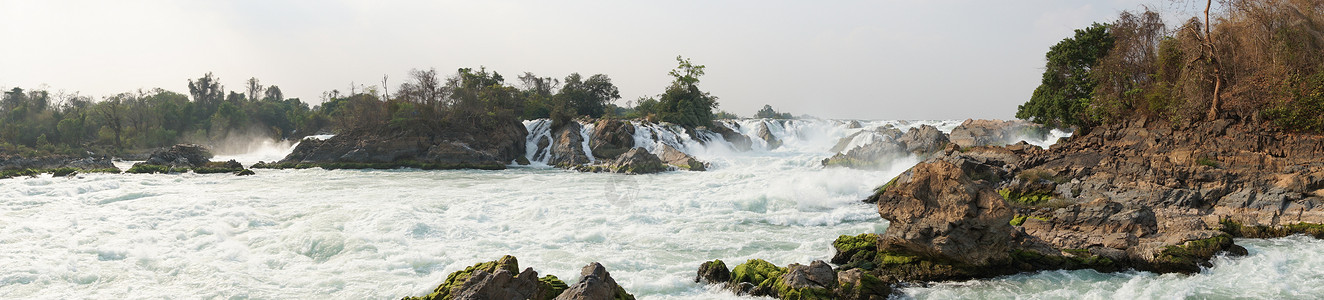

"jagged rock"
[555,262,635,300]
[708,121,753,151]
[757,121,783,150]
[143,144,213,168]
[549,122,590,167]
[897,125,949,154]
[948,119,1050,148]
[236,169,255,176]
[590,119,635,160]
[829,126,904,154]
[658,144,706,171]
[695,260,730,284]
[822,139,908,170]
[846,120,863,129]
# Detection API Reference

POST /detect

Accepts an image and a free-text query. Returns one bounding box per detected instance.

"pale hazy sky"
[0,0,1192,120]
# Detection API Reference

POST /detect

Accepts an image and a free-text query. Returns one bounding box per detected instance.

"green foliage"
[1016,23,1114,129]
[1010,215,1029,226]
[1265,70,1324,133]
[1195,156,1219,168]
[872,176,900,195]
[754,104,794,119]
[656,56,719,127]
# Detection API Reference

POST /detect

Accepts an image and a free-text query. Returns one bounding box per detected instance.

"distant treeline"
[0,56,746,156]
[1017,0,1324,133]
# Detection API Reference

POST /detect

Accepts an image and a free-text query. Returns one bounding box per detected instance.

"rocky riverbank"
[0,154,119,179]
[699,117,1324,299]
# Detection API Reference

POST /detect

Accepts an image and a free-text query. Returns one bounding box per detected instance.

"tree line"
[0,56,730,156]
[1016,0,1324,133]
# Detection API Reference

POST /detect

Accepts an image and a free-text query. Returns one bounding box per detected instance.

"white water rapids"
[0,119,1317,299]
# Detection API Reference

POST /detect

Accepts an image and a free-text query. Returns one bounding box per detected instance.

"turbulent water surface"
[1,119,1313,299]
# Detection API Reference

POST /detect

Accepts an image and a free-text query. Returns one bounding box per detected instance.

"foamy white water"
[14,119,1302,300]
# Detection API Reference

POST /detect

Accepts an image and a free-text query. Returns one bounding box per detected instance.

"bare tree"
[246,77,263,103]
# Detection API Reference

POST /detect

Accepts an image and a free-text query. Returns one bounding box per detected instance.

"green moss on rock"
[1151,235,1240,273]
[1221,219,1324,239]
[998,188,1053,206]
[126,164,172,174]
[537,275,568,300]
[406,255,522,300]
[730,259,787,288]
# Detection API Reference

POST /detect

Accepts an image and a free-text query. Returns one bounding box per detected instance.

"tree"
[556,73,621,118]
[264,85,284,102]
[655,56,718,127]
[755,104,793,119]
[98,93,129,151]
[1015,23,1114,130]
[188,72,224,120]
[246,77,263,103]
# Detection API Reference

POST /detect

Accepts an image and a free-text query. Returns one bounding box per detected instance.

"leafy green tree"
[557,73,621,118]
[755,104,793,119]
[656,56,718,127]
[1015,23,1114,130]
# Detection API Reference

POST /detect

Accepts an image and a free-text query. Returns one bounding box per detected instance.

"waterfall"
[523,119,554,165]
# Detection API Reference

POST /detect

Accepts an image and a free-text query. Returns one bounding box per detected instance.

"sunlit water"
[2,119,1311,299]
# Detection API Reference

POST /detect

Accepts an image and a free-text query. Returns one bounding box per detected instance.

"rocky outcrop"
[756,121,783,150]
[853,117,1324,285]
[589,119,635,160]
[549,122,591,167]
[554,262,636,300]
[576,147,667,174]
[948,119,1051,148]
[128,144,245,174]
[255,118,527,170]
[403,255,569,300]
[822,125,948,170]
[897,124,949,153]
[707,121,753,151]
[657,144,706,171]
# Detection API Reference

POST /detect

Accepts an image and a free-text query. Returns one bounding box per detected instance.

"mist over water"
[4,119,1308,299]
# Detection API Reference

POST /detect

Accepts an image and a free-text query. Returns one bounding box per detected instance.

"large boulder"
[657,144,706,171]
[897,125,949,154]
[554,262,635,300]
[821,139,908,170]
[707,121,753,151]
[948,119,1050,148]
[589,119,635,160]
[597,148,667,174]
[143,144,212,168]
[874,158,1018,266]
[128,144,244,174]
[829,126,904,154]
[695,260,731,284]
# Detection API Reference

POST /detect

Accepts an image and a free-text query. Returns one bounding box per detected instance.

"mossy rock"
[236,169,256,176]
[696,259,731,284]
[537,275,568,300]
[1150,235,1243,274]
[258,160,508,171]
[406,255,522,300]
[998,188,1053,206]
[729,259,787,289]
[50,167,79,177]
[0,168,40,179]
[1220,219,1324,239]
[832,233,879,266]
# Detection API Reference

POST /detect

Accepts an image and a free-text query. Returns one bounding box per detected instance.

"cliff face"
[870,117,1324,277]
